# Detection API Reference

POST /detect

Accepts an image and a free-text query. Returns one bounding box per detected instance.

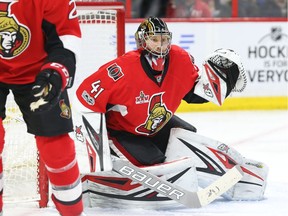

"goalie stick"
[82,113,244,208]
[113,159,243,208]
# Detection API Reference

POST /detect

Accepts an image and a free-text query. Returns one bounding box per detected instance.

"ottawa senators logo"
[136,93,172,135]
[59,99,71,119]
[0,1,30,59]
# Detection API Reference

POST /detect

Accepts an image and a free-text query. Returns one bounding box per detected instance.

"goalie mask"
[135,17,172,58]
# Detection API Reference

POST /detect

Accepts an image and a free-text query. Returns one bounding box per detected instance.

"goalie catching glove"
[193,48,247,106]
[30,62,69,112]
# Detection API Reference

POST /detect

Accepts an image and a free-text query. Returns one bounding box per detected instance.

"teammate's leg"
[13,86,84,216]
[36,135,83,215]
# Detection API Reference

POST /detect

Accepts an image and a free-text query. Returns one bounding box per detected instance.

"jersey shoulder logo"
[136,92,172,135]
[0,1,30,59]
[107,63,124,81]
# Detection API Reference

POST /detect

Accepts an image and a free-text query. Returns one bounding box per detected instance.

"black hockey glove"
[30,63,69,112]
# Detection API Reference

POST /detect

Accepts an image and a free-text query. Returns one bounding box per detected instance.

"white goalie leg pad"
[109,138,198,193]
[225,158,268,201]
[138,156,199,193]
[72,105,112,172]
[165,128,268,201]
[81,156,198,208]
[83,112,112,172]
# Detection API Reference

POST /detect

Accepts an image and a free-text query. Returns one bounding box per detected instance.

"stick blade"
[197,165,244,207]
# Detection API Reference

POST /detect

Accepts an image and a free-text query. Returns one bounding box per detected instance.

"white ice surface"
[3,110,288,216]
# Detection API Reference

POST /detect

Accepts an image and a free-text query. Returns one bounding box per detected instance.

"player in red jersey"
[0,0,84,215]
[75,16,244,165]
[74,17,267,202]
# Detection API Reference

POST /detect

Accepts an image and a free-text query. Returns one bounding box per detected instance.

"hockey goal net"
[2,1,125,207]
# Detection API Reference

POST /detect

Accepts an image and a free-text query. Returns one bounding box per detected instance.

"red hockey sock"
[52,194,83,216]
[36,134,83,216]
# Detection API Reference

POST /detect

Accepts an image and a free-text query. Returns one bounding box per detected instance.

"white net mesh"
[3,94,39,203]
[71,5,119,93]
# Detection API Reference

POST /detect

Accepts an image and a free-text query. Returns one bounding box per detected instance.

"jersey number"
[91,80,104,99]
[69,0,78,19]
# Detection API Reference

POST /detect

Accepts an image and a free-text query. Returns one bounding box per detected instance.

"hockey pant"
[36,135,83,216]
[108,115,197,166]
[165,128,268,201]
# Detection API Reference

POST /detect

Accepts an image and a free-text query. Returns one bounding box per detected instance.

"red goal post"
[76,1,125,57]
[2,1,125,208]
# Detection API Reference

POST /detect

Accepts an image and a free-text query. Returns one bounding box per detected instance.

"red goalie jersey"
[76,45,200,136]
[0,0,81,85]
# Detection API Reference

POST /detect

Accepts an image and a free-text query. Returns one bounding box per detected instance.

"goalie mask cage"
[2,1,125,208]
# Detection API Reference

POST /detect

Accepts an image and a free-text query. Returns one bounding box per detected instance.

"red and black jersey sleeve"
[42,0,81,88]
[0,0,81,86]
